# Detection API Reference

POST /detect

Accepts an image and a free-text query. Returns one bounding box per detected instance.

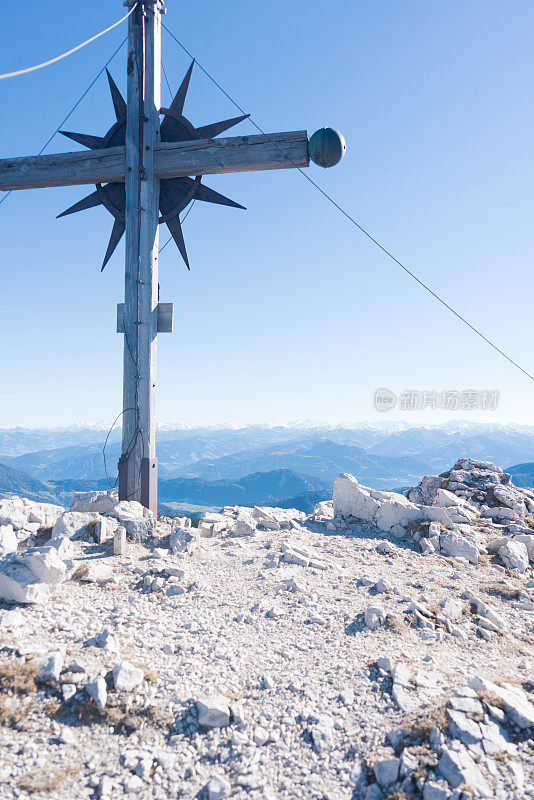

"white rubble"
[0,496,64,530]
[0,482,532,800]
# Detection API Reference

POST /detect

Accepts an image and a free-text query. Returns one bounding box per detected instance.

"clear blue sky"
[1,1,533,428]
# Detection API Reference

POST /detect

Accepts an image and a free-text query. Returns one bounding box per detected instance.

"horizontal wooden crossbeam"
[0,131,310,191]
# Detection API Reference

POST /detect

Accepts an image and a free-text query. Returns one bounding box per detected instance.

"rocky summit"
[0,459,533,800]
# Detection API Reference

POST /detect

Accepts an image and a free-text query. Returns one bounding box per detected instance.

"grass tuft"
[18,767,79,793]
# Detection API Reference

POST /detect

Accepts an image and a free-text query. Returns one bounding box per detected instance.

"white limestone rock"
[196,694,231,727]
[311,715,334,753]
[52,511,98,540]
[439,527,479,564]
[26,502,64,527]
[0,525,18,557]
[70,490,117,514]
[333,473,455,533]
[86,677,107,711]
[0,608,25,628]
[407,474,443,505]
[492,485,527,516]
[437,745,490,795]
[113,662,144,692]
[17,547,67,584]
[498,540,529,572]
[205,776,230,800]
[231,519,256,537]
[0,497,29,530]
[481,506,518,521]
[170,527,199,555]
[81,562,114,584]
[37,650,64,682]
[364,606,385,630]
[512,533,534,562]
[373,759,399,789]
[469,676,534,729]
[107,500,152,521]
[0,563,51,604]
[47,536,74,560]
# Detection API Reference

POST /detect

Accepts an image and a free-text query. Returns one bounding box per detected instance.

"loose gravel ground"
[0,505,533,800]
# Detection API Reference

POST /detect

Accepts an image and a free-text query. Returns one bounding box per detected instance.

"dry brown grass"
[72,563,88,580]
[479,689,505,710]
[404,702,449,745]
[0,695,25,726]
[0,661,41,727]
[385,614,407,634]
[131,661,158,683]
[480,581,520,600]
[0,661,39,696]
[18,766,79,793]
[67,695,173,735]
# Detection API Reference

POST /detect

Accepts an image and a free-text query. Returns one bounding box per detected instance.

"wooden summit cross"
[0,0,345,514]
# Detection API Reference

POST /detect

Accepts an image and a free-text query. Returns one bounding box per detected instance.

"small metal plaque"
[116,302,173,333]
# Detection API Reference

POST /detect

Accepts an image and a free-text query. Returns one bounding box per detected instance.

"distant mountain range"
[0,462,330,516]
[1,422,534,514]
[0,462,59,504]
[505,463,534,488]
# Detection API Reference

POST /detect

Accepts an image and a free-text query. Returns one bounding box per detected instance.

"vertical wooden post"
[119,0,161,514]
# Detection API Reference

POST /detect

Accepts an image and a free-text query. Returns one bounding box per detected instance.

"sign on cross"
[0,0,346,514]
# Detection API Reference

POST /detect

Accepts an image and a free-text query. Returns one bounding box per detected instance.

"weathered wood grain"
[120,0,161,514]
[0,131,310,190]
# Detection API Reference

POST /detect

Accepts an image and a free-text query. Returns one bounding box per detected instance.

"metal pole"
[119,0,161,514]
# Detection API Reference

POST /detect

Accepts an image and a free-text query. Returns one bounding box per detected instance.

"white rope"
[0,4,137,80]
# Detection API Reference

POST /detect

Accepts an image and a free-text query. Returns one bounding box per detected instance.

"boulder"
[27,502,64,527]
[86,677,107,711]
[498,540,529,572]
[52,512,98,540]
[481,506,519,521]
[437,746,490,795]
[0,497,29,530]
[170,527,199,554]
[512,533,534,563]
[0,563,51,604]
[196,694,230,727]
[333,473,455,533]
[468,677,534,729]
[80,562,114,583]
[70,490,117,514]
[439,527,479,564]
[0,525,18,557]
[407,474,443,505]
[106,500,152,521]
[113,661,144,692]
[106,501,154,541]
[18,547,67,584]
[37,650,64,682]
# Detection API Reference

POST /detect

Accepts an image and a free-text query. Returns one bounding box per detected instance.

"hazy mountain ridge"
[505,463,534,488]
[1,423,534,511]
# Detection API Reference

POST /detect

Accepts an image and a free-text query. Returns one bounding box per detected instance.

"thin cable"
[161,21,534,384]
[0,5,136,80]
[0,36,127,209]
[103,408,136,488]
[159,200,195,254]
[161,61,173,101]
